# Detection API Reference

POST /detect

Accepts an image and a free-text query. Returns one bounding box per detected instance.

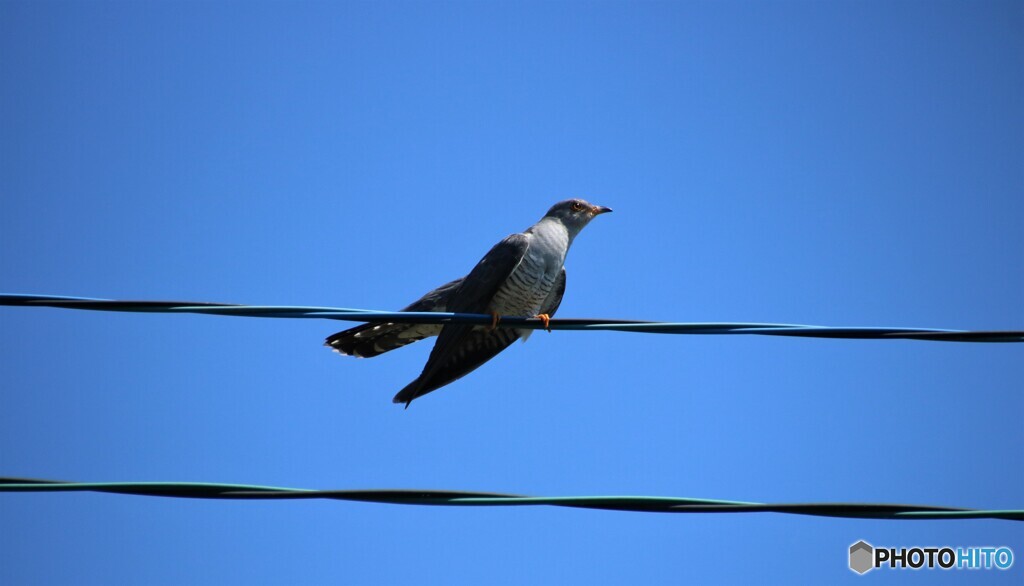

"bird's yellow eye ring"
[571,201,585,212]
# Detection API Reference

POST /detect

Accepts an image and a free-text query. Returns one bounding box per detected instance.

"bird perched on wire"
[326,198,612,407]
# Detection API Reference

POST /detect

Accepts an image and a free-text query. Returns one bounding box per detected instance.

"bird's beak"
[590,205,613,215]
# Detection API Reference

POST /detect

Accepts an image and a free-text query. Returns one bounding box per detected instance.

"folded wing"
[393,233,531,405]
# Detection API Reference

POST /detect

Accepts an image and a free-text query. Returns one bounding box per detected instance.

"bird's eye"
[571,201,585,212]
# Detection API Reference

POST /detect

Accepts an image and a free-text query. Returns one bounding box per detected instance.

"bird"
[325,198,612,406]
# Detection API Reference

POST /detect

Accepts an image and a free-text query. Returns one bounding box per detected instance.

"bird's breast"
[489,228,568,317]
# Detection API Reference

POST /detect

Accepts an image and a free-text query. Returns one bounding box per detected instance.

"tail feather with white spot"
[324,277,464,358]
[325,322,440,358]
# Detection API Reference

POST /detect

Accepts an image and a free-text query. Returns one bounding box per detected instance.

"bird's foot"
[487,312,501,332]
[534,313,552,332]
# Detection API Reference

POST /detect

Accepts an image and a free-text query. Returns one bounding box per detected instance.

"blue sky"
[1,1,1021,584]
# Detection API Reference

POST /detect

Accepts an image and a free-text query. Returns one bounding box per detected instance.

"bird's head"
[543,198,612,237]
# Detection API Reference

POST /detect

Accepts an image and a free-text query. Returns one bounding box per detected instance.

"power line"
[2,478,1019,521]
[3,294,1022,342]
[4,294,1020,522]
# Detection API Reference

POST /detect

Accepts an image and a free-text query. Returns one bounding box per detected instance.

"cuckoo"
[326,199,612,406]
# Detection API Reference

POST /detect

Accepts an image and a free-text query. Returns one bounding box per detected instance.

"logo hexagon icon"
[849,540,874,574]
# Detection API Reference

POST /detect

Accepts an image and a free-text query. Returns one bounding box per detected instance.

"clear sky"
[1,1,1021,584]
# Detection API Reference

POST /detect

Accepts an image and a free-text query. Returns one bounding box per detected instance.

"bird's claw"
[534,313,552,332]
[487,312,501,332]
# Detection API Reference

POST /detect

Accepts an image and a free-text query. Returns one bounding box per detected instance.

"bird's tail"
[325,322,433,358]
[325,278,464,359]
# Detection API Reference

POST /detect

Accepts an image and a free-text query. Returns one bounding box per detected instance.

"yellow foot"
[534,313,552,332]
[487,312,501,332]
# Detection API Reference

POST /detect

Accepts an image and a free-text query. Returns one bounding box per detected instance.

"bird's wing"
[446,233,531,314]
[393,233,531,405]
[325,277,463,358]
[391,327,519,404]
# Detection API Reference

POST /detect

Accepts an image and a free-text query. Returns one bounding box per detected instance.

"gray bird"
[326,199,612,406]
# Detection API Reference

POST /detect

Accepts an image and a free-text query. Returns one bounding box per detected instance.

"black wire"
[2,478,1020,521]
[3,294,1022,342]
